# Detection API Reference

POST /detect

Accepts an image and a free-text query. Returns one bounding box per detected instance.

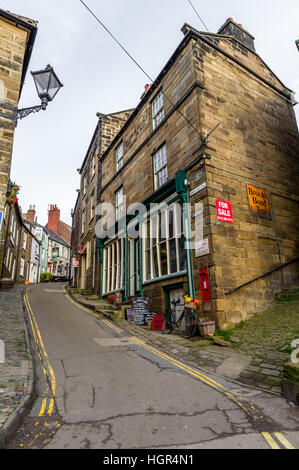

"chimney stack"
[218,18,255,52]
[26,204,36,224]
[48,204,60,234]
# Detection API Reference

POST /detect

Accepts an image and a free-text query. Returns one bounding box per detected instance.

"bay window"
[143,203,186,282]
[102,239,125,295]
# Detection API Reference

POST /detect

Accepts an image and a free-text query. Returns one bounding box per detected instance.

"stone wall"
[192,34,299,327]
[0,13,35,273]
[97,27,299,326]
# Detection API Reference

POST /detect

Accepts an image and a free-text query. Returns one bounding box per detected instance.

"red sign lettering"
[215,200,233,224]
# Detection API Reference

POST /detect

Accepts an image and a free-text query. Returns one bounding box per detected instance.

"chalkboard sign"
[132,297,149,326]
[126,308,134,322]
[144,313,154,326]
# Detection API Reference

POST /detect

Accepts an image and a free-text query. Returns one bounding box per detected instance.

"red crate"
[152,314,164,331]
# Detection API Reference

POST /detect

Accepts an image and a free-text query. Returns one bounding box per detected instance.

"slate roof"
[44,228,70,248]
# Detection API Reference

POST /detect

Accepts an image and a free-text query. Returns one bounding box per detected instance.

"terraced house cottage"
[94,19,299,329]
[0,9,37,274]
[72,109,133,291]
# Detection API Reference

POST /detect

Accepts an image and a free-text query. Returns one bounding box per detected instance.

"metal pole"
[269,193,284,288]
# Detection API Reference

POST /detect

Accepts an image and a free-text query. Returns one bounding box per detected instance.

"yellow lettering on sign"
[247,184,272,219]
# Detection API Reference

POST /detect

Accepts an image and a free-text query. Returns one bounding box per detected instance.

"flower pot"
[185,302,197,310]
[199,321,216,337]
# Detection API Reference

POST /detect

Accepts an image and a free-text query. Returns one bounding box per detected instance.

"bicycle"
[162,298,198,339]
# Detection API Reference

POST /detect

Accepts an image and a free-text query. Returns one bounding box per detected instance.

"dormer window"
[152,91,165,130]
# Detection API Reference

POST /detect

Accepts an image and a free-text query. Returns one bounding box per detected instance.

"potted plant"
[184,295,200,310]
[107,295,117,308]
[40,272,53,283]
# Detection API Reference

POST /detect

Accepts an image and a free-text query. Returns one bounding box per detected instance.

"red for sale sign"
[216,199,233,224]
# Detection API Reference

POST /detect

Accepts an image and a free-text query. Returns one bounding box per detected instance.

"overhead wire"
[187,0,209,32]
[79,0,204,145]
[186,0,250,95]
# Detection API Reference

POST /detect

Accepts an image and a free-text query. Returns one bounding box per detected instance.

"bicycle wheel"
[161,311,173,334]
[180,309,197,339]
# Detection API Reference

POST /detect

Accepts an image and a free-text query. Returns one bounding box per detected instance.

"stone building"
[45,228,70,279]
[96,19,299,328]
[72,110,133,291]
[1,199,23,282]
[1,198,41,284]
[0,9,37,273]
[23,205,49,278]
[23,219,41,283]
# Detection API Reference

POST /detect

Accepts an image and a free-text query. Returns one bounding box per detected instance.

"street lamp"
[17,64,63,121]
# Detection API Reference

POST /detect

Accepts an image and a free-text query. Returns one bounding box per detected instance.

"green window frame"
[142,202,187,283]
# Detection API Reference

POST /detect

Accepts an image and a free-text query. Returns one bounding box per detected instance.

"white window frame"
[102,239,125,295]
[22,232,27,250]
[90,191,95,221]
[153,145,168,190]
[115,187,124,221]
[81,209,85,234]
[143,203,186,283]
[20,257,25,277]
[152,91,165,130]
[116,142,124,172]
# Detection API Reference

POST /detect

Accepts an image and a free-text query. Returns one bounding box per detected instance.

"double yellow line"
[24,290,56,417]
[262,432,295,450]
[63,285,122,334]
[63,288,296,450]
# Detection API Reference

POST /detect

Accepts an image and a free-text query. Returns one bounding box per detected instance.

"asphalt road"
[6,283,299,450]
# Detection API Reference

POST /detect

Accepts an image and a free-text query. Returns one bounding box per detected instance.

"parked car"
[50,275,69,282]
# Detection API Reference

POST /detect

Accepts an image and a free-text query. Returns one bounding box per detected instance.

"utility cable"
[187,0,209,32]
[79,0,204,145]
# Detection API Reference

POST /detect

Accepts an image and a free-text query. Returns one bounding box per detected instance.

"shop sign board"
[195,238,209,257]
[190,182,207,197]
[247,184,272,219]
[72,257,79,267]
[215,200,233,223]
[52,247,59,258]
[132,297,149,326]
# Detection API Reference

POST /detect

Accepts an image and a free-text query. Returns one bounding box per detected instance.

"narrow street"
[6,283,299,450]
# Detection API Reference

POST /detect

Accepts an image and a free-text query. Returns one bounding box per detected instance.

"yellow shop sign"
[247,184,272,219]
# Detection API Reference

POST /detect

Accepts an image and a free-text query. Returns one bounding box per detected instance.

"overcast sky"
[4,0,299,226]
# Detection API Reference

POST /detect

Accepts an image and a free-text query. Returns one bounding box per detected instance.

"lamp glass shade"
[31,65,63,102]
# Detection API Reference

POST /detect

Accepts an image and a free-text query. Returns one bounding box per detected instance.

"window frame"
[152,144,168,191]
[151,90,165,130]
[143,203,186,283]
[115,141,124,172]
[102,239,125,295]
[115,186,124,222]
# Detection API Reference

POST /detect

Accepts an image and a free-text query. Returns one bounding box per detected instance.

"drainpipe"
[176,171,195,298]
